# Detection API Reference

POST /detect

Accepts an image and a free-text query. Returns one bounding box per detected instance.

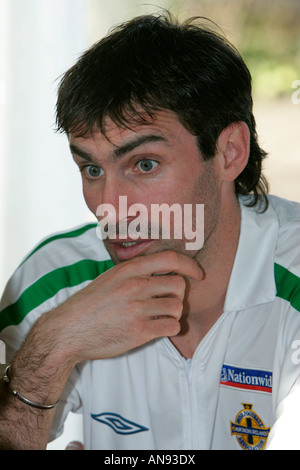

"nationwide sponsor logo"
[91,412,149,435]
[220,364,272,393]
[231,403,270,450]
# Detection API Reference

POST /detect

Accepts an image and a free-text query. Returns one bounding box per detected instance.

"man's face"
[69,111,221,265]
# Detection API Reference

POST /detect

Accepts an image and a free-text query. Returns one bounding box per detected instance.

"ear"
[215,122,250,182]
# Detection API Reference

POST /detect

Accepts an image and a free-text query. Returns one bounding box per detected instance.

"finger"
[131,250,203,280]
[65,441,84,450]
[141,296,184,321]
[148,314,182,338]
[135,273,187,300]
[152,275,186,300]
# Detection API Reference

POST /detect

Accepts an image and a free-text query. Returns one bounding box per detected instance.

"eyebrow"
[69,144,94,162]
[113,134,168,159]
[70,134,168,163]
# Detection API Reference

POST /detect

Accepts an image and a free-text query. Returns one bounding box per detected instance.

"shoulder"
[269,195,300,251]
[269,196,300,313]
[19,222,107,268]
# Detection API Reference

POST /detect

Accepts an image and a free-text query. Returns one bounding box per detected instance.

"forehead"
[69,110,193,150]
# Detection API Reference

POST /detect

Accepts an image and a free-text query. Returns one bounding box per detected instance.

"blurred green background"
[183,0,300,99]
[88,0,300,100]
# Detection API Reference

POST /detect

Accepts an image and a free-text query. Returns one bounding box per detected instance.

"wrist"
[2,365,60,410]
[9,310,77,405]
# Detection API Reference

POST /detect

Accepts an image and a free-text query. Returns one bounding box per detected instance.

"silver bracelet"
[2,365,60,410]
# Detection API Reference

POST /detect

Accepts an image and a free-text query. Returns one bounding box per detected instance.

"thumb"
[65,441,84,450]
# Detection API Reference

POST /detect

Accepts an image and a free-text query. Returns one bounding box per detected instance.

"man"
[0,12,299,450]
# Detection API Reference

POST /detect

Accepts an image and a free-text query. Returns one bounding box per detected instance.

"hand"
[0,251,202,450]
[53,250,203,364]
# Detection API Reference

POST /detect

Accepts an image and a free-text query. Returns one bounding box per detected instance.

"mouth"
[118,241,140,248]
[107,238,154,261]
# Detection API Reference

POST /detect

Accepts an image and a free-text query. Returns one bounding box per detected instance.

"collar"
[224,197,279,312]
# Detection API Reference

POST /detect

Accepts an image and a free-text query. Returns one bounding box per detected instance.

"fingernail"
[66,441,84,450]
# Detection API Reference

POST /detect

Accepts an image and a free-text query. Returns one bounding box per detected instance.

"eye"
[136,159,159,173]
[83,165,104,178]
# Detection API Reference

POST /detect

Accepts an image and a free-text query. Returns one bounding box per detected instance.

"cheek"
[138,177,198,214]
[82,185,100,215]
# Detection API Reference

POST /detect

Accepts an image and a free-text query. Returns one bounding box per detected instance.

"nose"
[96,176,132,230]
[101,175,123,211]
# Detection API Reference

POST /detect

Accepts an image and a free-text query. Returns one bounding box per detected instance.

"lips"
[107,238,154,260]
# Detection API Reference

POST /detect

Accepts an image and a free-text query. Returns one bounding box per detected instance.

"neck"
[170,195,241,358]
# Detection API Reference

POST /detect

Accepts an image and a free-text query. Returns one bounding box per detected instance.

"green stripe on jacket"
[275,263,300,312]
[19,223,98,267]
[0,258,114,332]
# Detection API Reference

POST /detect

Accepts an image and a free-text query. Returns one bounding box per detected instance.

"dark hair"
[56,12,268,209]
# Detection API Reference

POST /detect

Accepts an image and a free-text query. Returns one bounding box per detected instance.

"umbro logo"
[91,412,149,435]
